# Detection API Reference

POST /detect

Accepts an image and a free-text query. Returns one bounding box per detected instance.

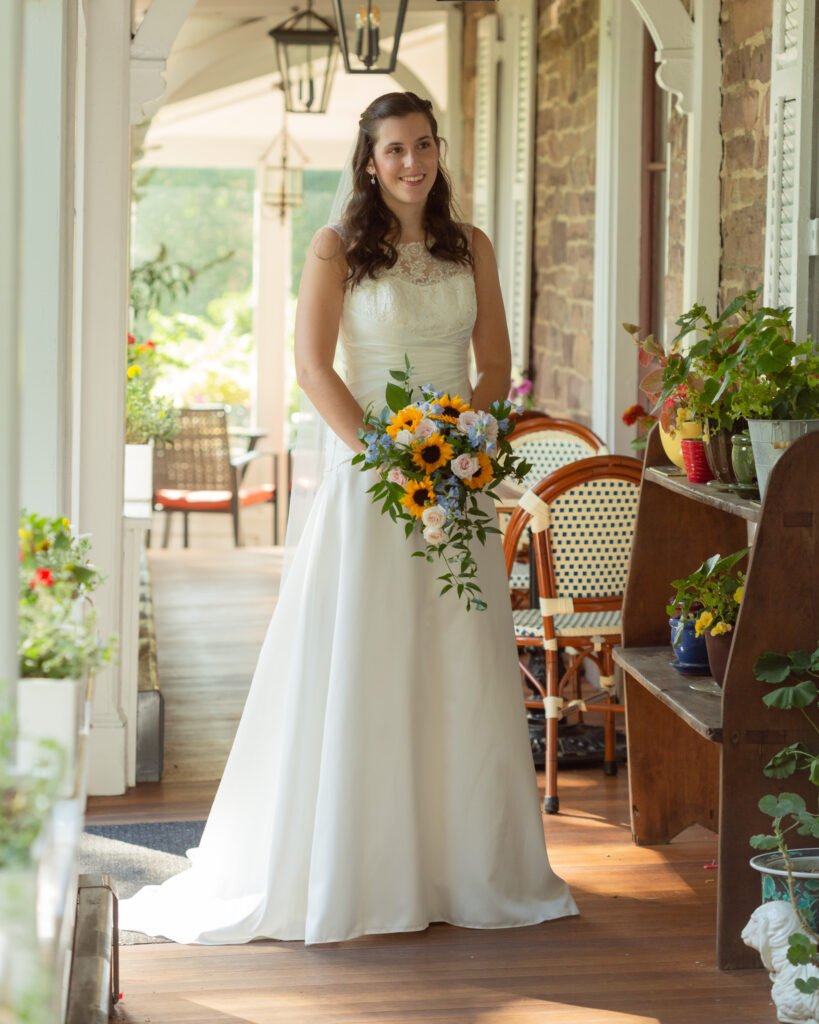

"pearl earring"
[369,173,376,186]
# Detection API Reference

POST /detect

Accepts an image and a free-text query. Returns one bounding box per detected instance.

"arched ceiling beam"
[629,0,693,114]
[130,0,200,124]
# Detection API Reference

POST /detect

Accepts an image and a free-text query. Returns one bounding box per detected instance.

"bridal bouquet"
[352,359,531,611]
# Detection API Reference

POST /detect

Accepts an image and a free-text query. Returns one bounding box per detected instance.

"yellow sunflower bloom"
[694,611,714,637]
[711,621,733,636]
[400,477,436,519]
[734,586,744,604]
[386,406,423,439]
[411,434,455,474]
[429,393,471,424]
[127,364,142,379]
[462,451,494,490]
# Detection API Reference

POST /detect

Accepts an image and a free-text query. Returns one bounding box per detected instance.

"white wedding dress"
[119,232,577,945]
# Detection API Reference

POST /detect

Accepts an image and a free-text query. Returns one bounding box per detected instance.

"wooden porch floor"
[87,549,774,1024]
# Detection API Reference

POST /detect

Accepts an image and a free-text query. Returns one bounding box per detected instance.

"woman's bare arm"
[469,227,512,413]
[294,227,368,454]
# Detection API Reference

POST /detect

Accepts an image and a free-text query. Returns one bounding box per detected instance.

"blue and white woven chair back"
[548,477,640,600]
[511,432,601,492]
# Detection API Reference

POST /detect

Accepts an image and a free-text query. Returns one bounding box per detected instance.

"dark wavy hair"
[340,91,472,288]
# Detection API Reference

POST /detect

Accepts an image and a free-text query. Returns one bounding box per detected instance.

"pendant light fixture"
[268,0,339,114]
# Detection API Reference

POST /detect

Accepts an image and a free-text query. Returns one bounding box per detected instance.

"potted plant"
[723,302,819,497]
[744,641,819,1010]
[17,514,116,794]
[666,548,748,680]
[124,366,179,502]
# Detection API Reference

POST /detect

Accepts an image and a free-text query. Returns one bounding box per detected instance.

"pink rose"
[387,468,408,486]
[414,417,437,438]
[451,453,479,480]
[482,413,499,441]
[457,410,479,434]
[421,505,447,529]
[422,525,446,545]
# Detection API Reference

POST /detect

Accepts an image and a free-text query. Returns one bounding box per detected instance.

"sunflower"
[400,477,436,518]
[411,434,455,474]
[429,393,471,424]
[462,451,494,490]
[386,405,423,439]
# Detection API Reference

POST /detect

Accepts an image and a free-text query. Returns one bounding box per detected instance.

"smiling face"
[366,111,440,218]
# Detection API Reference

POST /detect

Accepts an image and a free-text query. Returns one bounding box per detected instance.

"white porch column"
[0,0,23,702]
[77,0,131,795]
[683,0,720,311]
[251,171,290,544]
[20,0,78,518]
[592,0,643,454]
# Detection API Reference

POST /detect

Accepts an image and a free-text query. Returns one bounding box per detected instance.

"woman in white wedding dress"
[119,91,577,945]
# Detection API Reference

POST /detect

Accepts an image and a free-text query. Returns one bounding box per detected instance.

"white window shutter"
[472,14,499,243]
[764,0,817,340]
[472,1,536,371]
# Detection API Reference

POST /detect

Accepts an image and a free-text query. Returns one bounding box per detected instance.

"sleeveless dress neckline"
[118,222,577,946]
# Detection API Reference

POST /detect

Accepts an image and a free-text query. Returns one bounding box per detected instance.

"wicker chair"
[502,454,642,813]
[500,415,609,602]
[153,406,278,547]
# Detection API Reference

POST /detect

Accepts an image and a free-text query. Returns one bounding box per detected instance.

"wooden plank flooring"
[87,548,774,1024]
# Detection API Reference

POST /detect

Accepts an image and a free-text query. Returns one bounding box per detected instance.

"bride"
[119,90,577,945]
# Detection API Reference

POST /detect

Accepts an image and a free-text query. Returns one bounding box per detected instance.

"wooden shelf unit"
[615,427,819,970]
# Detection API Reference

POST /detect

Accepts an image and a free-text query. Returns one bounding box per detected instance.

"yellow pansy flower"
[711,621,733,636]
[127,365,142,379]
[694,611,714,637]
[734,586,744,604]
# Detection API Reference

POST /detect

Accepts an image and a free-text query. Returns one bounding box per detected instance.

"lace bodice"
[332,228,477,409]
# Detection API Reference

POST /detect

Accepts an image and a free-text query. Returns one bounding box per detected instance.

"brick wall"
[719,0,772,305]
[530,0,598,424]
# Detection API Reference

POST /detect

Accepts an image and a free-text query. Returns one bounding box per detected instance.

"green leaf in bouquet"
[386,382,412,412]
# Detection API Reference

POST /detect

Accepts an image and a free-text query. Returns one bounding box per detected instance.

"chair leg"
[183,513,189,548]
[601,648,618,777]
[232,507,241,546]
[543,646,560,815]
[162,512,172,548]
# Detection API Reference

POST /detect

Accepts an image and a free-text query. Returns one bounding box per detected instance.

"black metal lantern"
[268,0,339,114]
[331,0,408,74]
[262,125,306,223]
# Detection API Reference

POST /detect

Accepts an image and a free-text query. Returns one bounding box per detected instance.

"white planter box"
[16,677,87,797]
[0,867,46,1017]
[124,442,154,502]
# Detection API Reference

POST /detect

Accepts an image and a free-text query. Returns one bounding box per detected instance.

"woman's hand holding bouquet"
[351,358,531,610]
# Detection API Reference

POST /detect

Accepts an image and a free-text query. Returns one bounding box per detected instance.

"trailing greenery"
[751,642,819,992]
[18,592,116,680]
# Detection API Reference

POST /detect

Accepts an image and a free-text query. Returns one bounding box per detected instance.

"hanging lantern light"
[268,0,339,114]
[262,123,306,223]
[331,0,408,74]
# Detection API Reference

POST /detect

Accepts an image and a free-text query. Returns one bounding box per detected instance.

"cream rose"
[421,505,447,529]
[422,525,446,545]
[387,468,408,486]
[394,429,415,447]
[414,417,437,439]
[451,453,479,480]
[456,410,480,434]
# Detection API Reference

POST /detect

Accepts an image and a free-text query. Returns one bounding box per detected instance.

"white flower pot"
[16,677,87,796]
[748,419,819,499]
[124,442,154,502]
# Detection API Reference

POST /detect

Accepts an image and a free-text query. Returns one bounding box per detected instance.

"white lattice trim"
[540,597,575,616]
[518,489,550,532]
[543,696,563,719]
[599,675,616,694]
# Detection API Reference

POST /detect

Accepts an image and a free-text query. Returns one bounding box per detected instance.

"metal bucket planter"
[750,848,819,931]
[748,420,819,499]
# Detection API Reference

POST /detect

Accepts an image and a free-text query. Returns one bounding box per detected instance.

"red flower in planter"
[622,403,646,427]
[30,568,55,589]
[127,333,136,346]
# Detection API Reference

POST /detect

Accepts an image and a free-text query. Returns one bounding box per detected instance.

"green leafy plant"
[18,590,116,680]
[125,375,179,445]
[18,510,103,604]
[666,548,748,644]
[751,642,819,991]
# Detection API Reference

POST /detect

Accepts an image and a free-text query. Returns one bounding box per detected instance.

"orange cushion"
[155,485,274,512]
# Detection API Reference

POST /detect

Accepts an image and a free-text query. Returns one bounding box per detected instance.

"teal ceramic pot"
[750,849,819,931]
[731,431,757,485]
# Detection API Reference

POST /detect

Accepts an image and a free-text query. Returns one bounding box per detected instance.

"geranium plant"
[666,548,748,644]
[751,641,819,992]
[125,373,179,445]
[622,323,693,436]
[18,510,103,604]
[18,588,116,680]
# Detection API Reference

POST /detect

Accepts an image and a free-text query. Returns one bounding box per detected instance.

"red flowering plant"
[18,510,103,606]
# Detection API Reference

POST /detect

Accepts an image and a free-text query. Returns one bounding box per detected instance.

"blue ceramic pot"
[669,616,709,669]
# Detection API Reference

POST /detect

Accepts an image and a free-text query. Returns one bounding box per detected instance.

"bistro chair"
[499,415,609,604]
[153,406,278,547]
[502,454,642,813]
